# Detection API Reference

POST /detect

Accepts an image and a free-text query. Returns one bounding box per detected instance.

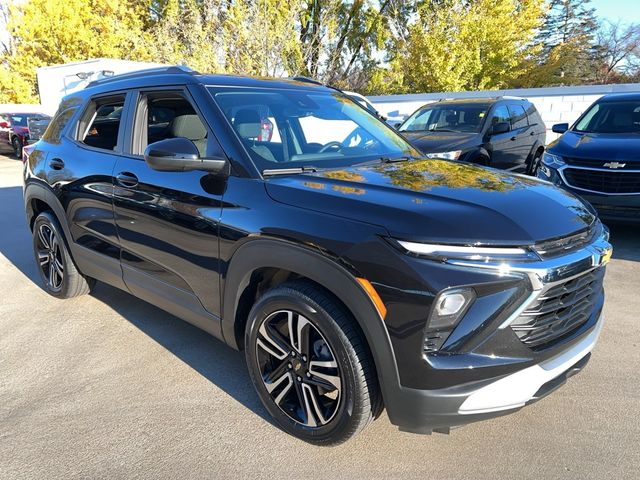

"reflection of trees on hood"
[323,171,366,182]
[380,160,521,193]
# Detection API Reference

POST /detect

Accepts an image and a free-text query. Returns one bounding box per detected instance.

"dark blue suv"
[539,93,640,223]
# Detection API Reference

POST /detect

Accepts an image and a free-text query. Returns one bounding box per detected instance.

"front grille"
[592,204,640,219]
[564,168,640,194]
[510,267,605,350]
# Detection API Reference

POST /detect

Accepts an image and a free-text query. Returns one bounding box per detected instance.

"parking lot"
[0,151,639,479]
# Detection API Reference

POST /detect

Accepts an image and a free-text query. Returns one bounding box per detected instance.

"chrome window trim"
[558,165,640,196]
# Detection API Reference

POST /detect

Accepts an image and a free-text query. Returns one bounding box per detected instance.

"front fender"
[221,238,404,415]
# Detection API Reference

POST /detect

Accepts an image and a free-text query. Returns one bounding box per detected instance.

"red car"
[0,112,51,157]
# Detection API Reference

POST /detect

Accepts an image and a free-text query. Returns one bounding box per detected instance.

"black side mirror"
[394,122,402,129]
[144,138,227,174]
[489,121,510,135]
[552,123,569,134]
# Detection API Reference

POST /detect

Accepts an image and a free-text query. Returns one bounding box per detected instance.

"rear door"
[112,86,226,328]
[36,93,130,289]
[506,103,531,171]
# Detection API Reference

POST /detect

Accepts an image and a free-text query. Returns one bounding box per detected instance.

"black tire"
[527,150,543,176]
[470,154,490,166]
[32,212,94,298]
[245,280,381,446]
[12,136,22,158]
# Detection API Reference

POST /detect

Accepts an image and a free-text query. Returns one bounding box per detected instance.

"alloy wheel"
[255,310,342,427]
[35,223,64,292]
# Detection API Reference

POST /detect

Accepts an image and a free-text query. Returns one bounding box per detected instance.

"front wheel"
[245,281,381,445]
[32,212,94,298]
[527,151,543,176]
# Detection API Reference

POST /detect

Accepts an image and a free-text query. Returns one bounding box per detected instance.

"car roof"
[598,92,640,102]
[423,97,528,107]
[79,67,333,99]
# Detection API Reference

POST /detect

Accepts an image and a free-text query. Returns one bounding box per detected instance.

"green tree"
[526,0,600,85]
[2,0,152,102]
[372,0,545,94]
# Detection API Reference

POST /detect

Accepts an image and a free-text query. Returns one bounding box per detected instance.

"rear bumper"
[386,314,602,434]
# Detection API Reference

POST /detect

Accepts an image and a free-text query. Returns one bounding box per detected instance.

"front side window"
[574,100,640,134]
[134,91,213,157]
[490,105,510,125]
[79,96,126,151]
[399,104,488,133]
[209,87,419,171]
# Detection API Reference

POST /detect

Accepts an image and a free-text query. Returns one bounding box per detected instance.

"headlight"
[424,150,462,160]
[542,152,565,168]
[396,240,540,263]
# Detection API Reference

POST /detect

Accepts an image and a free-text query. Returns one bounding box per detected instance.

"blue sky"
[591,0,640,24]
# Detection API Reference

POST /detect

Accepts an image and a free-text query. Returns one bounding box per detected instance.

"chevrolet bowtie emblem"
[603,161,626,169]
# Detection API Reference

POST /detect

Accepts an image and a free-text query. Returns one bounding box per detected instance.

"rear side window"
[77,95,126,151]
[508,104,528,129]
[525,104,540,125]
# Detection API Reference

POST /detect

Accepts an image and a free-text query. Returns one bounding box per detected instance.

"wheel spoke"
[264,369,293,404]
[55,257,64,273]
[38,226,50,249]
[37,250,49,266]
[257,322,289,360]
[48,261,56,285]
[309,360,341,391]
[301,383,328,426]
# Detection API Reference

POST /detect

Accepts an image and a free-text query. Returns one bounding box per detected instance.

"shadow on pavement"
[0,185,270,425]
[606,223,640,262]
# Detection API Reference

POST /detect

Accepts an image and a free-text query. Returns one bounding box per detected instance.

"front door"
[112,88,226,333]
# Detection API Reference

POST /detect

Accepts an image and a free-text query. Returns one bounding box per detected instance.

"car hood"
[264,160,595,245]
[549,131,640,162]
[400,131,477,153]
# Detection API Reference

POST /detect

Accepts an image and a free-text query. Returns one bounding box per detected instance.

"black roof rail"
[289,76,324,86]
[86,65,199,88]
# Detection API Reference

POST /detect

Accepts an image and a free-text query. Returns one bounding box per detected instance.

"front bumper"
[389,315,602,433]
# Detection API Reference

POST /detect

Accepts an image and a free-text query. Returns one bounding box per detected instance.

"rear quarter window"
[42,96,83,144]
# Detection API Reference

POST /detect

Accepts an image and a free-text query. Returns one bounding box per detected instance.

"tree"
[3,0,152,102]
[372,0,545,94]
[531,0,600,85]
[591,21,640,84]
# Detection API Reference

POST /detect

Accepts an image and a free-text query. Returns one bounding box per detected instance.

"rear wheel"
[32,212,94,298]
[528,150,543,176]
[245,281,381,445]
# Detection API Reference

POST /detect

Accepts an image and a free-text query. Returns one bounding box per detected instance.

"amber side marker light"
[356,277,387,320]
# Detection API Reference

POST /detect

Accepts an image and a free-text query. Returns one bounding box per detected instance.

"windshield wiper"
[380,156,413,163]
[262,166,319,176]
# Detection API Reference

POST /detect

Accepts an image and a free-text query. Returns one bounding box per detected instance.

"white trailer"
[36,58,166,114]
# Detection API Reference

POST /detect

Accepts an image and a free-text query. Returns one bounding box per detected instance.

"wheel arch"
[221,238,402,405]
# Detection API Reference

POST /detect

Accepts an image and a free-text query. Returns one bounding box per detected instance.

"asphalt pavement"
[1,152,638,479]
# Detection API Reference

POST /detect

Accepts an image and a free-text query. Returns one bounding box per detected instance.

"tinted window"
[400,104,488,133]
[525,104,540,124]
[490,105,510,125]
[135,92,212,157]
[574,100,640,133]
[43,105,80,144]
[80,96,126,151]
[508,104,528,129]
[210,88,417,171]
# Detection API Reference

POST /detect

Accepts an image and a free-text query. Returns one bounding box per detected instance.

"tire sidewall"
[245,290,363,444]
[12,137,22,158]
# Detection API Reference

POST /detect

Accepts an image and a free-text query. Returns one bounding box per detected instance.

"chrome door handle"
[115,172,139,188]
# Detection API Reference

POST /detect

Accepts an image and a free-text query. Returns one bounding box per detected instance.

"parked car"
[397,98,546,174]
[23,67,611,445]
[0,112,51,157]
[539,93,640,223]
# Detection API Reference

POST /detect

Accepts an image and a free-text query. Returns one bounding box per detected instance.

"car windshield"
[399,104,489,133]
[574,100,640,134]
[208,87,419,172]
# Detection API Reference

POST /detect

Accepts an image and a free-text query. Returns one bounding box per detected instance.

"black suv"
[539,93,640,223]
[398,98,546,174]
[23,67,611,445]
